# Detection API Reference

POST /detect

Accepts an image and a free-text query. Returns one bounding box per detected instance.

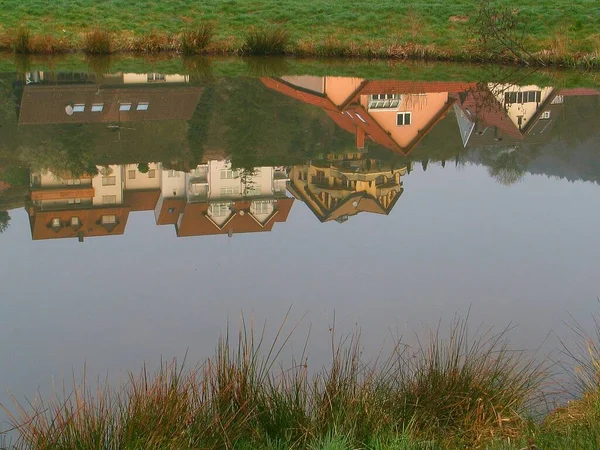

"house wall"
[280,76,325,94]
[122,74,189,84]
[360,92,449,148]
[35,171,93,188]
[159,167,187,198]
[92,165,123,205]
[325,77,365,107]
[489,84,555,129]
[123,163,161,190]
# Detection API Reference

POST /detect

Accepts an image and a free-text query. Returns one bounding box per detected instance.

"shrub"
[181,23,215,54]
[13,28,31,54]
[242,26,290,55]
[83,28,112,54]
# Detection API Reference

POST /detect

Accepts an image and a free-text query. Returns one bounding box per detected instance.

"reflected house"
[28,165,131,241]
[261,76,477,155]
[16,72,204,125]
[287,158,406,223]
[155,161,293,237]
[453,83,560,148]
[26,161,293,241]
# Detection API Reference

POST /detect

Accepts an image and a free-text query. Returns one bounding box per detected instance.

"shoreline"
[0,30,598,70]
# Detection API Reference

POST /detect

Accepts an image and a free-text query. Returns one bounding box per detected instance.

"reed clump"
[242,27,290,55]
[83,28,112,54]
[3,317,546,449]
[181,23,215,54]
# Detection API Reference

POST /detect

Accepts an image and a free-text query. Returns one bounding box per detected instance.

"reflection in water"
[1,68,600,434]
[1,70,598,240]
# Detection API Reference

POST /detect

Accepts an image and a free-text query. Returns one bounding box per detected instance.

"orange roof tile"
[28,206,131,240]
[123,190,161,212]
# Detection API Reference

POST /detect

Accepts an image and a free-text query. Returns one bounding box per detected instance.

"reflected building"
[261,76,476,155]
[27,161,293,241]
[288,155,406,223]
[17,71,203,125]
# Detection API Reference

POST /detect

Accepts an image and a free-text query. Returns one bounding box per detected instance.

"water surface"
[1,63,599,431]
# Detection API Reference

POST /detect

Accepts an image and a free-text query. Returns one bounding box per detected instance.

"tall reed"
[3,317,546,449]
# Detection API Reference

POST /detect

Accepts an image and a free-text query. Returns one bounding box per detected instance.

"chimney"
[78,231,84,243]
[356,127,365,149]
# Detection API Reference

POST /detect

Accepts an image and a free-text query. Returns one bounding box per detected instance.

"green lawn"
[0,0,599,54]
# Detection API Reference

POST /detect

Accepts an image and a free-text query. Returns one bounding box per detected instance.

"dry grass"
[3,316,546,449]
[242,27,290,55]
[82,28,112,54]
[181,23,215,54]
[129,30,177,53]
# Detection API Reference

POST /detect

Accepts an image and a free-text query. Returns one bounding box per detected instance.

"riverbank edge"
[1,29,599,70]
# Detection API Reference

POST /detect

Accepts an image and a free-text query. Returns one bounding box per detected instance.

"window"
[71,217,80,227]
[128,170,136,180]
[209,202,232,217]
[91,104,104,112]
[102,195,116,204]
[51,218,61,227]
[147,73,166,82]
[101,215,116,224]
[148,170,156,178]
[136,102,149,111]
[396,112,411,126]
[102,176,116,186]
[220,169,239,179]
[245,185,262,196]
[67,179,81,186]
[252,200,272,215]
[355,113,367,123]
[504,91,542,104]
[68,198,75,204]
[220,186,240,195]
[369,94,401,110]
[75,198,81,204]
[119,103,132,111]
[167,170,181,178]
[541,111,551,119]
[73,104,85,113]
[168,208,175,213]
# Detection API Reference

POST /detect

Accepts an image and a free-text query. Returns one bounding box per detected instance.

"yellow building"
[288,157,406,223]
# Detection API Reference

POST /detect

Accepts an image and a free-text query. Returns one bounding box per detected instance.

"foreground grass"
[2,318,547,449]
[0,0,598,66]
[3,314,600,449]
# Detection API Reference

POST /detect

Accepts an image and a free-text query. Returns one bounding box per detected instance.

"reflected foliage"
[0,210,10,233]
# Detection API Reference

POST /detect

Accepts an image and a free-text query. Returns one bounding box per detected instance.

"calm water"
[0,65,599,430]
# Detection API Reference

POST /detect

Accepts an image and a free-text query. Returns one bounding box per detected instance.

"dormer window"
[70,217,81,229]
[51,218,61,228]
[100,215,117,232]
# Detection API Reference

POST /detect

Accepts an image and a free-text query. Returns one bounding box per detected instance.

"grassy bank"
[0,0,598,67]
[3,316,600,450]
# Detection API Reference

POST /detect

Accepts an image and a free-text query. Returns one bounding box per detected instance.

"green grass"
[0,0,598,65]
[2,317,547,449]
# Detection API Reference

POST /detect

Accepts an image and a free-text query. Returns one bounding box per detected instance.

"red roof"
[176,198,294,237]
[123,190,161,211]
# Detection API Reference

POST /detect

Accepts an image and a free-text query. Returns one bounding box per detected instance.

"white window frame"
[396,112,412,126]
[101,215,116,224]
[119,103,132,111]
[136,102,149,111]
[73,104,85,113]
[91,104,104,112]
[102,195,117,205]
[102,176,116,186]
[209,202,233,218]
[128,170,136,180]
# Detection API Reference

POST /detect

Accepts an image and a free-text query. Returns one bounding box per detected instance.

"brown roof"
[123,190,161,211]
[18,85,204,125]
[559,88,600,96]
[156,197,186,225]
[30,187,95,201]
[28,206,131,240]
[175,198,294,237]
